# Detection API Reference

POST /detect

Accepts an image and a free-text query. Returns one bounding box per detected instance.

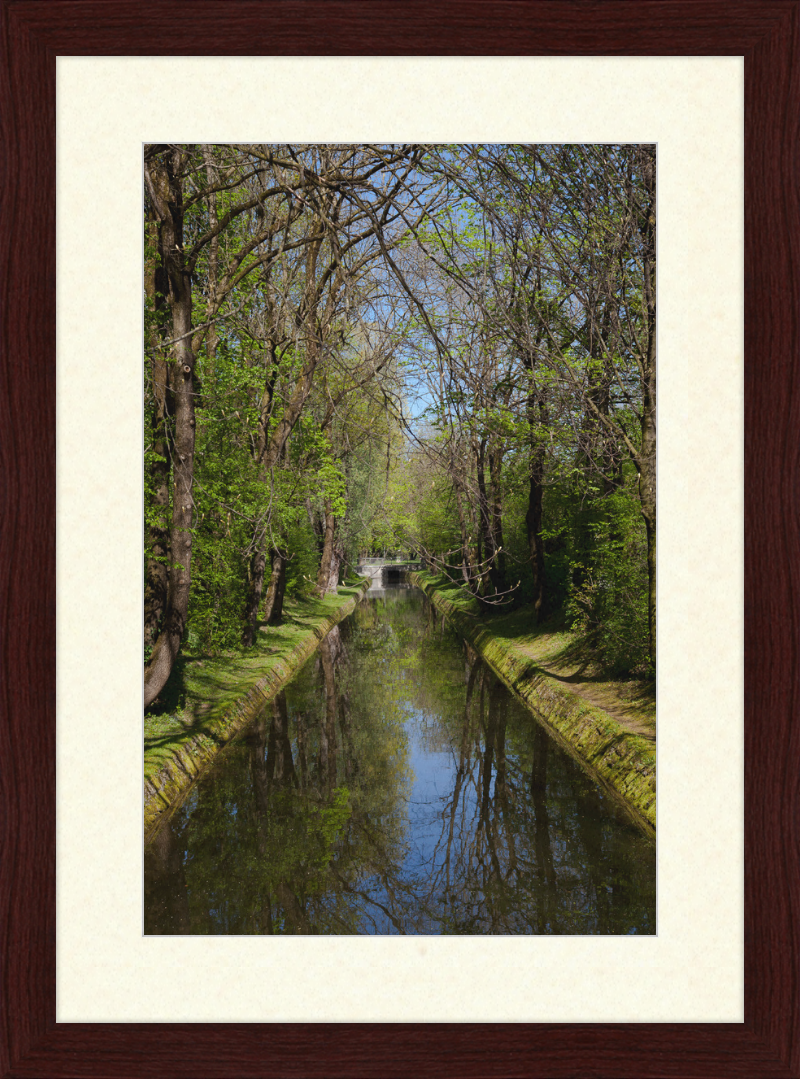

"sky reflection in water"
[144,587,655,935]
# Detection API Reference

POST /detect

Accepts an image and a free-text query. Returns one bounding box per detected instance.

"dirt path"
[412,573,656,744]
[512,634,656,741]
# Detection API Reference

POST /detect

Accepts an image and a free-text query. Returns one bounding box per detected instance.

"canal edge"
[411,572,656,838]
[143,580,370,844]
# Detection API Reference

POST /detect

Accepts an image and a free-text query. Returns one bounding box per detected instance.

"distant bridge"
[355,558,423,587]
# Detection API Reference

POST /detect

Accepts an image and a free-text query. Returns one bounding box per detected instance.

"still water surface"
[145,586,655,934]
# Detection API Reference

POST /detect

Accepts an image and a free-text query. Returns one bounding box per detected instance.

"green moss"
[411,571,655,836]
[144,582,370,840]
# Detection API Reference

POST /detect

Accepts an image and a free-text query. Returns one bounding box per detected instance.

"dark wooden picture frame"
[2,2,797,1075]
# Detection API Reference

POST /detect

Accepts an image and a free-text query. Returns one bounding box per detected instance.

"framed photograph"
[3,2,795,1075]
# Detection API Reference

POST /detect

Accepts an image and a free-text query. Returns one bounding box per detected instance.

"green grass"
[144,584,367,789]
[411,570,655,833]
[412,571,655,732]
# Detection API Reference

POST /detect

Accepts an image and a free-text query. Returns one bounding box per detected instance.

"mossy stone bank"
[144,582,369,842]
[411,572,655,836]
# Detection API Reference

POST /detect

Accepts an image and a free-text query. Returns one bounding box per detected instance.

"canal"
[144,585,656,934]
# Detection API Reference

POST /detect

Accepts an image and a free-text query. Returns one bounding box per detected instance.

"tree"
[143,143,657,699]
[144,143,314,704]
[403,144,656,661]
[238,144,430,642]
[143,147,196,708]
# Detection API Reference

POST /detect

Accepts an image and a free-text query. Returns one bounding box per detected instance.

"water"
[144,586,656,934]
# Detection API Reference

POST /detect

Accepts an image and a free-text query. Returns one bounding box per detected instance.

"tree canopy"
[144,142,656,709]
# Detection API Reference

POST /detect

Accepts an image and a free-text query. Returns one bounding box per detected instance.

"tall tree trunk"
[242,546,268,645]
[584,303,622,495]
[474,438,497,599]
[144,205,171,649]
[640,382,656,668]
[144,149,196,710]
[638,146,657,668]
[453,484,477,590]
[488,442,506,592]
[202,145,219,381]
[242,241,326,644]
[329,539,344,594]
[452,460,482,595]
[261,548,282,625]
[244,349,324,640]
[524,367,548,621]
[525,447,546,620]
[254,343,280,463]
[316,498,338,597]
[263,548,288,625]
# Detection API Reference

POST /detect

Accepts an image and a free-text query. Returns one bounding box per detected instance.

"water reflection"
[144,588,655,934]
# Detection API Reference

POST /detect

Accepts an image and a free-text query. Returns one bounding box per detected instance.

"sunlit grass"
[144,584,369,807]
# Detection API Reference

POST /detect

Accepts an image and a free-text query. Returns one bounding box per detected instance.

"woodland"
[144,143,656,711]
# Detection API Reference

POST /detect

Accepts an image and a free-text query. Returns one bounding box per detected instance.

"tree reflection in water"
[144,588,655,934]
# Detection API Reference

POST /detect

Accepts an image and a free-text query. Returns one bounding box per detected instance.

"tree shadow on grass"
[144,654,228,751]
[145,653,189,718]
[512,630,605,684]
[622,679,657,712]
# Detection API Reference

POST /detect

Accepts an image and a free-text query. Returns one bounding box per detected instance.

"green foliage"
[144,143,655,679]
[565,482,651,676]
[415,472,461,559]
[283,518,320,599]
[186,519,249,653]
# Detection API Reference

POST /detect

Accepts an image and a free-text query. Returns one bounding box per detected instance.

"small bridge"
[355,558,422,588]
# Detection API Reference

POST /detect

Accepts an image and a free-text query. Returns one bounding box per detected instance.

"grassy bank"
[411,571,656,835]
[144,581,369,841]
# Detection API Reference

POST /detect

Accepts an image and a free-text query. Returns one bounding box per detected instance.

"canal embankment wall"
[410,572,656,836]
[144,581,369,842]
